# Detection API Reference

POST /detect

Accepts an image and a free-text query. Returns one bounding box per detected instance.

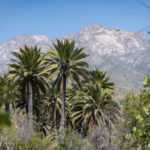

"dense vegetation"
[0,39,150,150]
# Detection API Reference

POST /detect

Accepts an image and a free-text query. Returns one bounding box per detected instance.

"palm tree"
[44,80,61,138]
[0,73,15,127]
[72,68,119,134]
[0,74,15,111]
[43,39,89,130]
[8,45,48,131]
[72,84,104,129]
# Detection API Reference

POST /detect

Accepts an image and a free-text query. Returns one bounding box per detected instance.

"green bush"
[13,132,51,150]
[55,130,92,150]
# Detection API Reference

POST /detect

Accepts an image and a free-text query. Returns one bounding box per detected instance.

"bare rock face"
[0,24,150,89]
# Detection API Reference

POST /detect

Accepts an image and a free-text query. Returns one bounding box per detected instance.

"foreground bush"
[116,90,150,150]
[13,132,51,150]
[0,128,52,150]
[54,130,92,150]
[0,111,52,150]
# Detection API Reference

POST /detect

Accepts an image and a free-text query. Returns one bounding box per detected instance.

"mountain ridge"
[0,24,150,89]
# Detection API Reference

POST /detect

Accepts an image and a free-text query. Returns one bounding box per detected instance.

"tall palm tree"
[8,45,48,131]
[43,39,89,129]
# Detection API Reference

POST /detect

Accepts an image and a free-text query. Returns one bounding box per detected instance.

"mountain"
[0,24,150,89]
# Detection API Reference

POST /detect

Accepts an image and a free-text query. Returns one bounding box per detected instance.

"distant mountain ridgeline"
[0,24,150,89]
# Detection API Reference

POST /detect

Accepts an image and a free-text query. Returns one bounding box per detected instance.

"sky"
[0,0,150,44]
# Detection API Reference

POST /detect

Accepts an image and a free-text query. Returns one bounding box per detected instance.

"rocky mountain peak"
[75,24,150,57]
[79,24,106,34]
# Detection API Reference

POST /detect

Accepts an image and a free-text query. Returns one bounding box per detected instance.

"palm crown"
[43,39,89,84]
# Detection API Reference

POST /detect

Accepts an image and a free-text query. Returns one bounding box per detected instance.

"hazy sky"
[0,0,150,43]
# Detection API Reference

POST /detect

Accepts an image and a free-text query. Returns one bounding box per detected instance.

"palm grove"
[0,39,150,149]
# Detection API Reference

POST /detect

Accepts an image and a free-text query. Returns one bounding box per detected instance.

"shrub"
[13,132,51,150]
[55,130,92,150]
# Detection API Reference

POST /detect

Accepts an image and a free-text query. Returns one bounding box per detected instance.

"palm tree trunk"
[28,80,33,131]
[108,113,112,150]
[54,98,57,139]
[60,74,66,130]
[5,103,10,111]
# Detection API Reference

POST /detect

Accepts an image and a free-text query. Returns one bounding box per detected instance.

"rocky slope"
[0,24,150,89]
